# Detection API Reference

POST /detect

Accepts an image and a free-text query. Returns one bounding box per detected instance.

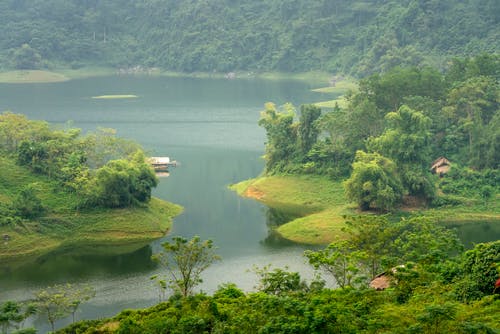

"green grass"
[232,175,500,245]
[311,78,357,110]
[311,79,358,94]
[314,96,349,109]
[231,175,353,244]
[0,155,182,261]
[0,70,69,83]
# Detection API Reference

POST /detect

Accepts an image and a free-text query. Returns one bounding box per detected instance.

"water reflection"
[1,245,156,286]
[450,221,500,249]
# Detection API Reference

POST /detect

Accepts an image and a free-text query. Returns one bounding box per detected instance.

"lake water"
[0,76,498,331]
[0,75,327,331]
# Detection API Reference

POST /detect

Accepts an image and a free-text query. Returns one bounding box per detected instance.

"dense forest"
[259,54,499,211]
[0,0,498,75]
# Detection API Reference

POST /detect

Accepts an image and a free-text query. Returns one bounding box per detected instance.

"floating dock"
[149,157,178,172]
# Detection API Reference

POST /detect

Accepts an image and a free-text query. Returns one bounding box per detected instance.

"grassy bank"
[232,175,500,245]
[0,156,183,263]
[231,175,354,244]
[311,78,358,109]
[0,67,335,85]
[0,70,69,83]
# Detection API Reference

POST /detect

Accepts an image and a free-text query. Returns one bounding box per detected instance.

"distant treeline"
[0,0,498,75]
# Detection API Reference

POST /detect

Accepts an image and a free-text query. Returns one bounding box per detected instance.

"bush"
[12,185,44,219]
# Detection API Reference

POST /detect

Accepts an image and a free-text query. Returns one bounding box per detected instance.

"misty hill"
[0,0,498,76]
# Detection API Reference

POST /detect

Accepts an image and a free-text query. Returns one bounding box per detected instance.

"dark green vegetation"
[0,113,182,260]
[0,1,498,75]
[259,55,499,211]
[56,223,500,333]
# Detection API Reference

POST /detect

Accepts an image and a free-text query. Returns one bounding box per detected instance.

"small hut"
[369,272,392,290]
[369,265,406,290]
[430,157,451,176]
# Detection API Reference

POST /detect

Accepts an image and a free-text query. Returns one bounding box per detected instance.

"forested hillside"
[0,0,498,75]
[258,55,499,211]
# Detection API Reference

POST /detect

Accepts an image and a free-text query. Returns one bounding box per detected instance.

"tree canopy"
[0,1,498,75]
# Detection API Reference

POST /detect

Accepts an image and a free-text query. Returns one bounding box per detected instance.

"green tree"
[344,151,403,211]
[454,241,500,302]
[305,240,365,288]
[369,104,435,199]
[253,266,310,295]
[66,285,96,323]
[12,184,44,219]
[34,283,95,331]
[342,215,401,279]
[258,103,298,173]
[11,44,42,69]
[152,236,220,297]
[297,104,321,155]
[0,112,50,152]
[0,301,35,334]
[443,76,499,168]
[92,153,157,208]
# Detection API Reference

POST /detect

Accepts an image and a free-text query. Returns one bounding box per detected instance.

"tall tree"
[344,151,403,211]
[258,103,297,173]
[152,236,220,297]
[298,104,321,155]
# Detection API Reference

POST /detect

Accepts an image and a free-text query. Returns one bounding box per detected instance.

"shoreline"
[0,68,336,85]
[0,197,183,266]
[232,175,500,245]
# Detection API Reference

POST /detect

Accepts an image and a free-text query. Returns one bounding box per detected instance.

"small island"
[91,95,139,99]
[0,113,182,265]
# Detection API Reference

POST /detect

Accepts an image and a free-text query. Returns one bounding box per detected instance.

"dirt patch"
[244,186,265,200]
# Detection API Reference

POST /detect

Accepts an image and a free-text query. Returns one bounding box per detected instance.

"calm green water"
[0,76,498,331]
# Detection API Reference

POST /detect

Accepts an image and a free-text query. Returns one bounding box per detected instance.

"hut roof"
[431,157,450,170]
[431,157,451,175]
[369,273,392,290]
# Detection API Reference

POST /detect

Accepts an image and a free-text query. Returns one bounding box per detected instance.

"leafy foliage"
[0,112,158,211]
[0,301,35,334]
[12,184,44,219]
[152,236,221,297]
[34,283,95,332]
[55,234,500,334]
[344,151,403,211]
[453,241,500,302]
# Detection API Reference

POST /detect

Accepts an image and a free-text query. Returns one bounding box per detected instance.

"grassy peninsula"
[232,175,500,245]
[0,113,182,264]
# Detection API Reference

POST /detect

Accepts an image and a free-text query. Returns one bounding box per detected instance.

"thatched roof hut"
[431,157,451,176]
[369,265,406,290]
[369,272,392,290]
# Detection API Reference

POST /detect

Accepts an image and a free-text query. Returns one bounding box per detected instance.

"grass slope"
[0,156,182,262]
[231,175,353,244]
[232,175,500,245]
